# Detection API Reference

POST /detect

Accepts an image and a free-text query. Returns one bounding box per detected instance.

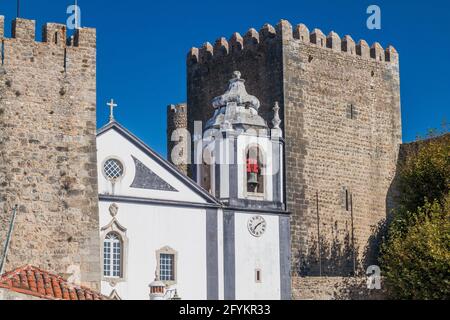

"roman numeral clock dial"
[248,216,267,237]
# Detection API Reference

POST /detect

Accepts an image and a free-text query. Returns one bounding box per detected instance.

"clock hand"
[253,222,263,232]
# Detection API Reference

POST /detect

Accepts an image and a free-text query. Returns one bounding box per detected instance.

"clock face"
[248,216,267,237]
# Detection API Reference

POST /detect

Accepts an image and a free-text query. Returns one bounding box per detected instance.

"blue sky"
[0,0,449,156]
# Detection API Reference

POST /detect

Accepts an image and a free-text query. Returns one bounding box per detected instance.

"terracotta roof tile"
[0,265,108,300]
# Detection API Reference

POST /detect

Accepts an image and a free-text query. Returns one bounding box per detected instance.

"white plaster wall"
[219,160,229,199]
[99,201,207,300]
[97,129,206,203]
[234,213,281,300]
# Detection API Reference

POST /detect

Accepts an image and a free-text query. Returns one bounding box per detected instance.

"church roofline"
[96,120,221,205]
[99,194,289,215]
[99,194,221,210]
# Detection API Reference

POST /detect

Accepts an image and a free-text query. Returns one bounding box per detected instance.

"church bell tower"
[196,71,284,211]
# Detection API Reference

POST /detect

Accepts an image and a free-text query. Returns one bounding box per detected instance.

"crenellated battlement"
[185,17,402,287]
[0,15,100,289]
[167,103,188,175]
[0,16,96,48]
[188,19,398,65]
[168,103,187,114]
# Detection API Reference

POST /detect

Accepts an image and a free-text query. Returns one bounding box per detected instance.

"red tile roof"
[0,265,109,300]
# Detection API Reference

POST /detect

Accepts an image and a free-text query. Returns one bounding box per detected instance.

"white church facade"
[96,72,291,300]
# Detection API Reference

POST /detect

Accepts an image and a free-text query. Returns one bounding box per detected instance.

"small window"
[160,254,175,281]
[156,247,178,285]
[255,269,262,283]
[345,189,352,212]
[345,190,349,211]
[103,233,122,278]
[347,104,357,120]
[103,158,124,181]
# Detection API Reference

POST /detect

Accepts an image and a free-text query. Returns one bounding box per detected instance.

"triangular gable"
[97,121,219,205]
[130,155,178,192]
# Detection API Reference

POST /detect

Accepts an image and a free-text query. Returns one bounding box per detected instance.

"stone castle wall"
[292,276,386,300]
[167,103,189,175]
[280,21,402,277]
[0,17,100,290]
[182,19,402,294]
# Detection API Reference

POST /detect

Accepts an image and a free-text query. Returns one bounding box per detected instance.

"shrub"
[380,133,449,299]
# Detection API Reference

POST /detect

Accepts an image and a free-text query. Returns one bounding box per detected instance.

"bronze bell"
[248,172,259,186]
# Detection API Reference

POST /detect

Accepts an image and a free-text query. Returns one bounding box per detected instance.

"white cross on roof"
[107,99,118,123]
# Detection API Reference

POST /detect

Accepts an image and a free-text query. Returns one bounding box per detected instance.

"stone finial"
[294,24,310,43]
[211,71,260,110]
[230,32,243,52]
[326,31,341,51]
[214,37,229,57]
[385,45,399,64]
[199,42,213,62]
[244,28,259,50]
[342,35,356,55]
[310,28,326,47]
[272,102,282,129]
[206,71,266,130]
[371,42,384,61]
[356,40,370,59]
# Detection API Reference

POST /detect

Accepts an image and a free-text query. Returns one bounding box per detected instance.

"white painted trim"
[101,156,127,185]
[100,216,129,285]
[156,246,178,287]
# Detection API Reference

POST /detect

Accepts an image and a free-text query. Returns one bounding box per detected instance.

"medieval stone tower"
[0,16,100,290]
[167,103,189,175]
[169,19,402,296]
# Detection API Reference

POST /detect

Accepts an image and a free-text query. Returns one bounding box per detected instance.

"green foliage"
[396,134,449,234]
[380,197,450,299]
[380,134,450,300]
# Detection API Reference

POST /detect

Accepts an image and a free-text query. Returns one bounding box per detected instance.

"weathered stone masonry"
[178,19,402,295]
[167,103,189,175]
[0,17,100,290]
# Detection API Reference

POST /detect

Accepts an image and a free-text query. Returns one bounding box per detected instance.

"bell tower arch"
[197,71,284,211]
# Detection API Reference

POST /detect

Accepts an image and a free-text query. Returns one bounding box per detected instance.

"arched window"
[246,146,264,195]
[103,233,122,278]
